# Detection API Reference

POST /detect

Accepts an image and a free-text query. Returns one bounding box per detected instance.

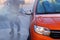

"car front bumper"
[30,28,60,40]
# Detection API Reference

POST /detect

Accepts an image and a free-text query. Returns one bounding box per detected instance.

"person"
[7,0,20,34]
[0,0,20,34]
[7,0,31,40]
[0,0,9,29]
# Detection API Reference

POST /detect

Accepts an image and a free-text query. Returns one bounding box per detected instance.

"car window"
[36,0,60,14]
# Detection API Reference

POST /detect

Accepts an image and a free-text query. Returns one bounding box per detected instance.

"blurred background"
[0,0,35,40]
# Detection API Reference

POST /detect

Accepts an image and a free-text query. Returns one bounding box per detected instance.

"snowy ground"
[0,28,19,40]
[0,15,31,40]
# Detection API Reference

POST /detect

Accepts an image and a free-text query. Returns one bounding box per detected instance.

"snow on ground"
[0,28,21,40]
[0,15,31,40]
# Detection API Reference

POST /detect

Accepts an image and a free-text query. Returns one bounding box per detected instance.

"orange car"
[30,0,60,40]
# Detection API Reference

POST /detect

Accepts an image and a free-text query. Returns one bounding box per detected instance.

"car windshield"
[36,0,60,14]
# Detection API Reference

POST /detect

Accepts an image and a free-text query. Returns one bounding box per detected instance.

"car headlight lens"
[34,25,51,36]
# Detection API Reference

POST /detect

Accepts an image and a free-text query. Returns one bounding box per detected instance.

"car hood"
[35,14,60,30]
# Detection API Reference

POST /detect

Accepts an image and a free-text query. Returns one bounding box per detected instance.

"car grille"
[50,30,60,39]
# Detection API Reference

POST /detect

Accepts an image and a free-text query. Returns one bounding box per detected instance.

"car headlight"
[34,25,51,36]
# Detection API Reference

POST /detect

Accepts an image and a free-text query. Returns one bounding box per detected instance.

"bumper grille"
[50,30,60,39]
